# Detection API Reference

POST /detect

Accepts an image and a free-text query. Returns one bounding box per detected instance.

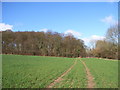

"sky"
[1,2,118,46]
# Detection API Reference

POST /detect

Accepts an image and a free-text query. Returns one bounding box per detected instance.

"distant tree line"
[1,24,119,59]
[87,25,118,59]
[2,30,86,58]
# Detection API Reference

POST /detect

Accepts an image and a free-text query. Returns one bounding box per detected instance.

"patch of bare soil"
[81,60,95,88]
[47,60,77,88]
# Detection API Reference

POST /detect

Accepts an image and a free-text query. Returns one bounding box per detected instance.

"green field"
[81,58,118,88]
[53,59,87,88]
[2,55,118,88]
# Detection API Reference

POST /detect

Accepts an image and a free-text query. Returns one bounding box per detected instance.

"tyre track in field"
[47,60,77,88]
[81,60,95,88]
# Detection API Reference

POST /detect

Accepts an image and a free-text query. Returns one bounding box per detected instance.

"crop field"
[81,58,118,88]
[53,59,87,88]
[2,55,74,88]
[2,55,118,88]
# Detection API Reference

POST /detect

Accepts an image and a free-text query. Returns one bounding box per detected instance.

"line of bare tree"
[2,30,86,58]
[1,24,119,59]
[87,24,118,59]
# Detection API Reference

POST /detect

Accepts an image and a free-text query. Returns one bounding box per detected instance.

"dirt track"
[47,59,95,88]
[47,60,77,88]
[81,60,95,88]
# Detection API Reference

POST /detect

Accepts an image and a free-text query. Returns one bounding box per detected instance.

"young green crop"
[3,55,118,88]
[81,58,118,88]
[2,55,74,88]
[53,59,87,88]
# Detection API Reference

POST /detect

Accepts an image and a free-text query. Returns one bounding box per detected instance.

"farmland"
[2,55,74,88]
[2,55,118,88]
[53,59,87,88]
[81,58,118,88]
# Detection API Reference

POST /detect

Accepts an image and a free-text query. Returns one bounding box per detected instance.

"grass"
[81,58,118,88]
[2,55,74,88]
[2,55,118,88]
[53,59,87,88]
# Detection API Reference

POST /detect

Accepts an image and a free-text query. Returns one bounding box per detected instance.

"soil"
[81,60,95,88]
[47,60,77,88]
[47,59,95,88]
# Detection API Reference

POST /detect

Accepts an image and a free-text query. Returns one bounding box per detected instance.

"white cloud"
[101,15,117,25]
[0,23,13,31]
[82,35,105,46]
[40,28,49,32]
[91,35,105,40]
[64,29,82,38]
